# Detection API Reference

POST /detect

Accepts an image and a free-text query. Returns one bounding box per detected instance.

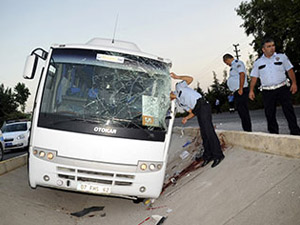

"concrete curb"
[173,127,300,159]
[0,154,27,176]
[216,129,300,159]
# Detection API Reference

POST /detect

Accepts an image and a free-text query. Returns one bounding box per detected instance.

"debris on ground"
[146,205,167,211]
[143,198,155,208]
[182,141,192,148]
[138,215,167,225]
[70,206,105,217]
[162,128,228,194]
[179,150,190,160]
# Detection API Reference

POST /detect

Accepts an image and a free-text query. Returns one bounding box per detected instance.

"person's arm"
[287,69,298,94]
[182,109,195,124]
[238,72,245,95]
[249,77,257,100]
[170,72,193,85]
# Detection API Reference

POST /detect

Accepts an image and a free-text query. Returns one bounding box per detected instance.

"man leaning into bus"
[170,72,225,168]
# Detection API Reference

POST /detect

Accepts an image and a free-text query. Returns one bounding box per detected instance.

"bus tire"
[133,198,145,204]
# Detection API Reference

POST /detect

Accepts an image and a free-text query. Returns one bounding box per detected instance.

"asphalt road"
[174,105,300,135]
[1,130,300,225]
[3,149,27,161]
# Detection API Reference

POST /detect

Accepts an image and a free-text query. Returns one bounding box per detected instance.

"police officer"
[249,38,300,135]
[223,54,252,131]
[170,72,225,168]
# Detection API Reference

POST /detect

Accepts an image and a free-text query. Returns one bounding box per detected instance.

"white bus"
[24,38,175,200]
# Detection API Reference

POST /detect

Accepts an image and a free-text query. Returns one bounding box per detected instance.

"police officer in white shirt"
[170,72,225,168]
[249,38,300,135]
[223,54,252,132]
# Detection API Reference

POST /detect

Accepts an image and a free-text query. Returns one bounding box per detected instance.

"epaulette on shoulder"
[176,80,184,86]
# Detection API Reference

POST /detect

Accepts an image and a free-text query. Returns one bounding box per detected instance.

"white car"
[0,130,4,160]
[1,121,31,151]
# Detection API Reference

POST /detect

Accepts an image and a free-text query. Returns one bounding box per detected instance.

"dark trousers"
[229,101,235,109]
[234,88,252,132]
[262,86,300,135]
[192,98,224,160]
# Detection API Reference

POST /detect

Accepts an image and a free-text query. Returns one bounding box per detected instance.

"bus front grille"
[56,166,135,186]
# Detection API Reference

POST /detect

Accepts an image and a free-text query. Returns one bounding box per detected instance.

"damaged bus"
[24,38,174,200]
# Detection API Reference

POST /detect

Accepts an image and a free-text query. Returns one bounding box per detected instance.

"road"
[2,149,27,161]
[1,130,300,225]
[174,105,300,135]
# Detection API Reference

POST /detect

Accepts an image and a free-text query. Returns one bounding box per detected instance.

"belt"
[259,80,290,91]
[192,97,208,114]
[197,97,208,104]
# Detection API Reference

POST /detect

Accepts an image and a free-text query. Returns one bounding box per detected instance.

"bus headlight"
[33,148,57,161]
[39,151,45,158]
[140,163,147,171]
[47,152,54,160]
[157,164,162,170]
[137,161,163,172]
[149,164,156,171]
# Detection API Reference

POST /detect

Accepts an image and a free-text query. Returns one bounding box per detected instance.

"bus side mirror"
[23,54,38,79]
[23,48,48,80]
[165,116,172,120]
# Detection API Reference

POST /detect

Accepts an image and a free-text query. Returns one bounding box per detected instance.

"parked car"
[1,120,31,151]
[0,130,4,161]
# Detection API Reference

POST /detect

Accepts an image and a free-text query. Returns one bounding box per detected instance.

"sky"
[0,0,254,112]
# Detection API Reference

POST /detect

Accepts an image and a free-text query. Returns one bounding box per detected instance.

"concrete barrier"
[216,129,300,159]
[173,127,300,158]
[173,127,300,159]
[0,154,27,176]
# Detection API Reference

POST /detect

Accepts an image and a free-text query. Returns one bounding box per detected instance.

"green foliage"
[204,70,231,113]
[14,82,31,112]
[0,83,31,124]
[195,82,205,96]
[236,0,300,87]
[0,84,18,119]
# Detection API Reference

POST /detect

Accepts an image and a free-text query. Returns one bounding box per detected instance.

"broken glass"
[39,48,171,135]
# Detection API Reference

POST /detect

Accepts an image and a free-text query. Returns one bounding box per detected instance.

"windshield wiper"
[111,117,155,139]
[51,117,106,125]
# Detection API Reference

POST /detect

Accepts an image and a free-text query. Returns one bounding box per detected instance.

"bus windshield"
[38,48,171,141]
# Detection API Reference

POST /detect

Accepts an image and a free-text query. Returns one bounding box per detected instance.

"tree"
[204,71,231,113]
[236,0,300,86]
[195,81,205,96]
[0,84,18,120]
[0,83,31,125]
[14,82,30,112]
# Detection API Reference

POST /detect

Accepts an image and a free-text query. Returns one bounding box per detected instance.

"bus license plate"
[77,183,111,194]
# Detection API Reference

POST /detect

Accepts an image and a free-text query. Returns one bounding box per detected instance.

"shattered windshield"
[38,48,171,140]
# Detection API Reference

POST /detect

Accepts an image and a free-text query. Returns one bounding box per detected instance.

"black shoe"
[195,156,201,162]
[201,158,212,167]
[211,156,225,168]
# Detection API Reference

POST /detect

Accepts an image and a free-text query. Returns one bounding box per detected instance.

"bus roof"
[51,38,171,65]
